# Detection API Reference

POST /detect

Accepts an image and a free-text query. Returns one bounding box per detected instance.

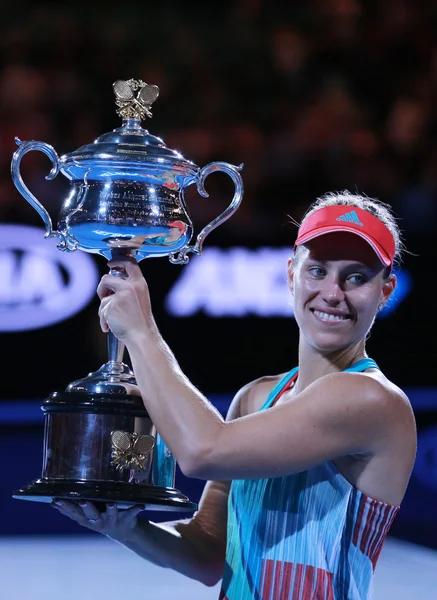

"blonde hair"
[298,190,405,268]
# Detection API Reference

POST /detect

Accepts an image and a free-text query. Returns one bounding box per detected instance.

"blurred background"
[1,0,436,598]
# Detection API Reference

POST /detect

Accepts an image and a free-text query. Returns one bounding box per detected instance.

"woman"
[54,191,417,600]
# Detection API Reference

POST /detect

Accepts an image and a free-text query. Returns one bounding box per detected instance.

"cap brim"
[295,226,392,267]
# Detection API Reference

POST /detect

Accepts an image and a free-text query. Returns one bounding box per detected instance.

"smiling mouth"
[312,309,351,323]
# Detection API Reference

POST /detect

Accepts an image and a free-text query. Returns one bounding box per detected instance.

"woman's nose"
[321,279,344,304]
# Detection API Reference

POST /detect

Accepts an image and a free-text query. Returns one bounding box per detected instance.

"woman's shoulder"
[356,367,409,399]
[327,367,413,415]
[237,372,289,417]
[371,370,414,415]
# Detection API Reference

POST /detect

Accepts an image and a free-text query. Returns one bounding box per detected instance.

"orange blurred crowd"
[1,0,436,244]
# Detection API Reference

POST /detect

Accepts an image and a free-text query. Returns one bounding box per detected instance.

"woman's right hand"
[52,499,145,541]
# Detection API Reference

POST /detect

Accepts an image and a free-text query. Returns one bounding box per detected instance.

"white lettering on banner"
[165,247,294,317]
[165,247,411,318]
[0,224,99,331]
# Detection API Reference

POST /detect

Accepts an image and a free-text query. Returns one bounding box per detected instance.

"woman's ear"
[379,272,397,310]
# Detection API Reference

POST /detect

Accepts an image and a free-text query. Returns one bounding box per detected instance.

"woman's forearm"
[125,330,225,475]
[110,518,223,587]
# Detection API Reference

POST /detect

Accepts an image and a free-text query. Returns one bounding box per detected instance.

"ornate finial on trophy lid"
[113,79,160,121]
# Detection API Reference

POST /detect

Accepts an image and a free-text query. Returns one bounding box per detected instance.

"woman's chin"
[305,331,356,354]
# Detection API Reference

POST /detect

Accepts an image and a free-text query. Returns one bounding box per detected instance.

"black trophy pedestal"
[13,390,197,512]
[13,479,197,511]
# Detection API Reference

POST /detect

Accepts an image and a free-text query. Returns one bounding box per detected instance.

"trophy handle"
[10,138,76,251]
[169,161,244,265]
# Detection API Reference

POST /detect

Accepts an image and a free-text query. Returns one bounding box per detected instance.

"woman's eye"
[309,266,326,277]
[348,273,367,284]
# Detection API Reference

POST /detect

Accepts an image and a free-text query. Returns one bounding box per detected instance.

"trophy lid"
[60,79,198,179]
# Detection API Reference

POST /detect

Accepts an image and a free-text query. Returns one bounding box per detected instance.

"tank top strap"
[259,359,379,411]
[260,367,299,411]
[344,358,380,373]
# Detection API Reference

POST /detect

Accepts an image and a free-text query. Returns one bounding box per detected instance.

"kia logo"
[0,224,99,331]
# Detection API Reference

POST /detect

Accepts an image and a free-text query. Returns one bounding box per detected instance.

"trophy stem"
[65,260,138,394]
[106,261,129,366]
[107,330,125,364]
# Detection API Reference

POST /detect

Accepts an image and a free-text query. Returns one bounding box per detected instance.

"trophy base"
[13,479,198,512]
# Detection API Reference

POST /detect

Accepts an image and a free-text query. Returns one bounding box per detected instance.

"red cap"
[294,205,396,267]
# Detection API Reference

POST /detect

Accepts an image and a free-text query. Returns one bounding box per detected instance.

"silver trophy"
[11,79,243,510]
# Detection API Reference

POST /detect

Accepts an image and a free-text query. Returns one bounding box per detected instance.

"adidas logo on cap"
[336,211,363,226]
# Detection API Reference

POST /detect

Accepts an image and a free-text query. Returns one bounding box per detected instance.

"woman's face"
[289,232,396,353]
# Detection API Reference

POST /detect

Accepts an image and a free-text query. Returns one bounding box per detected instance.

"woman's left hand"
[96,258,156,344]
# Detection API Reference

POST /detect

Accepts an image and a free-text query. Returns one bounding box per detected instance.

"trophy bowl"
[10,79,244,511]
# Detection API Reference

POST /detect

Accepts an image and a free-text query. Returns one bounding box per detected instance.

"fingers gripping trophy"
[11,79,244,511]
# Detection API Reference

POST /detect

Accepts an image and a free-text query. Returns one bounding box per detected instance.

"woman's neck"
[293,338,368,396]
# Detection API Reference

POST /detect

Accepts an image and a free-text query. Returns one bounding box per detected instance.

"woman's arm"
[97,260,410,482]
[54,378,253,586]
[55,481,229,587]
[126,334,404,480]
[109,383,248,586]
[113,479,230,587]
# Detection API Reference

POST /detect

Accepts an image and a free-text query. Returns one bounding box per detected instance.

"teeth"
[314,310,348,321]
